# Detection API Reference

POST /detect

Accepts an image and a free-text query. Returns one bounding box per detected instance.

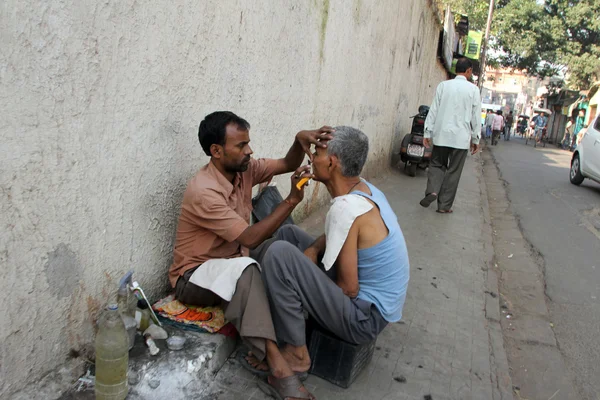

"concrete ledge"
[127,326,236,399]
[13,326,236,399]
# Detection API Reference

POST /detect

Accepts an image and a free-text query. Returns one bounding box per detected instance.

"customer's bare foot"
[260,341,316,399]
[281,345,311,373]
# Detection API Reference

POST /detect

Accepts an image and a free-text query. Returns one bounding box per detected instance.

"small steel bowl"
[166,336,186,351]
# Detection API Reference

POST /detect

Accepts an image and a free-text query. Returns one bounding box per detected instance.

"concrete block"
[125,326,236,399]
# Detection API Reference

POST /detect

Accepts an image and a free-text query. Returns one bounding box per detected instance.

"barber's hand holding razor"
[287,165,314,206]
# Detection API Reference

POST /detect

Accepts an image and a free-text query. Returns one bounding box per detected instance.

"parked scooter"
[399,105,433,177]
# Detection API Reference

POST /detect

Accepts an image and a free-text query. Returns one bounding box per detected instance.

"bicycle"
[529,126,547,148]
[540,127,548,148]
[525,126,535,145]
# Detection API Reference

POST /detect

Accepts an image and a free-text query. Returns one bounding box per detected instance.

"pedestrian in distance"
[419,58,481,214]
[485,109,495,144]
[562,117,574,150]
[504,111,514,141]
[491,110,504,146]
[571,109,585,150]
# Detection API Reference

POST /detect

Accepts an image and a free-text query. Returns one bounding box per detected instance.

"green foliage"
[492,0,600,89]
[440,0,599,89]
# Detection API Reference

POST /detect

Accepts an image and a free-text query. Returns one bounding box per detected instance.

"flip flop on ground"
[436,209,453,214]
[257,375,315,400]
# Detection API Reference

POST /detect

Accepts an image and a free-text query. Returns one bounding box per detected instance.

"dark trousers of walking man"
[422,146,468,212]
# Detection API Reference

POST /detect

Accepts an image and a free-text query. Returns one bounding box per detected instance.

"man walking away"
[505,111,514,141]
[419,58,481,214]
[492,110,504,145]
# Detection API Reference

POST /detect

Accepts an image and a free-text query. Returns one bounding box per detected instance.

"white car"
[570,116,600,185]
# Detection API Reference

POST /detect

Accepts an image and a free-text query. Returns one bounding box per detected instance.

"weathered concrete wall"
[0,0,446,395]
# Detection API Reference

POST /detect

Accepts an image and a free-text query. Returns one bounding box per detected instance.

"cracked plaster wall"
[0,0,446,395]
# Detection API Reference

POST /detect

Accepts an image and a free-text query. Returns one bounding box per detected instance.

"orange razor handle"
[296,177,311,190]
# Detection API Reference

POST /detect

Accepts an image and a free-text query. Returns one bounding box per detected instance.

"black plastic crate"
[308,327,376,388]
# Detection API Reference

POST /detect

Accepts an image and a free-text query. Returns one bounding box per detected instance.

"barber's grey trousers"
[425,145,468,211]
[261,225,388,347]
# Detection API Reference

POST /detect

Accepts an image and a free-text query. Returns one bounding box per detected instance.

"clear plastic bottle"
[95,304,129,400]
[117,287,137,350]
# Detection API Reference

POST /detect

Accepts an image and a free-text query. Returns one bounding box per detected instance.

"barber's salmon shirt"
[169,159,278,288]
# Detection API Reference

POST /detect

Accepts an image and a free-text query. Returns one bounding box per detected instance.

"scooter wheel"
[407,163,417,177]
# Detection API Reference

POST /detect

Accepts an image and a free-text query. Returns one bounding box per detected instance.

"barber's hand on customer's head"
[287,165,314,206]
[296,126,335,160]
[423,138,432,149]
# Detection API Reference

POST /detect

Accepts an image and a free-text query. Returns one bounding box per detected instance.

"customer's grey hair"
[327,126,369,177]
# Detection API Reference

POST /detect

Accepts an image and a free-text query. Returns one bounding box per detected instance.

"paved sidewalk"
[202,154,513,400]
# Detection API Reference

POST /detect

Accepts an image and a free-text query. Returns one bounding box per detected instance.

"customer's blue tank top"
[351,181,410,322]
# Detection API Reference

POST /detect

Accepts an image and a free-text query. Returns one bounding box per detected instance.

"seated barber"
[257,126,410,382]
[169,111,332,400]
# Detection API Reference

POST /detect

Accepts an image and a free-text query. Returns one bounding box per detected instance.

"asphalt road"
[490,136,600,400]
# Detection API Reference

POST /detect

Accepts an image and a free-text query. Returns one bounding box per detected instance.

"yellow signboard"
[465,31,482,60]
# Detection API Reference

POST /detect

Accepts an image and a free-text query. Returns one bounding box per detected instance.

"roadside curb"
[477,149,515,400]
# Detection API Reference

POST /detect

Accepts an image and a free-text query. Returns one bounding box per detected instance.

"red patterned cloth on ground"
[152,294,227,333]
